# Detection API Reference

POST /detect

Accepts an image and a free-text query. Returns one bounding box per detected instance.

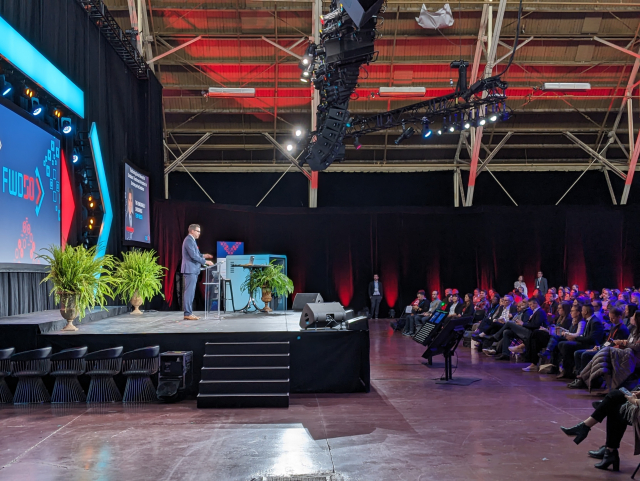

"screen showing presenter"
[181,223,213,320]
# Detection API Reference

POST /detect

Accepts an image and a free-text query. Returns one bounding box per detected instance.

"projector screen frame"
[122,159,152,249]
[0,95,63,272]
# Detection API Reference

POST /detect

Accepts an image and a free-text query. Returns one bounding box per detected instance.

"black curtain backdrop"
[154,201,640,315]
[0,1,163,316]
[0,273,55,317]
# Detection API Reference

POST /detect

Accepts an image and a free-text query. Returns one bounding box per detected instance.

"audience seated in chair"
[402,290,429,336]
[491,297,547,361]
[522,301,573,372]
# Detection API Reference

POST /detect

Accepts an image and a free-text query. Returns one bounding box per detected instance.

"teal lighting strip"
[0,15,84,118]
[89,123,112,260]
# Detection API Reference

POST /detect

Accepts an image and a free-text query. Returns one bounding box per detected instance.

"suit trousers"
[557,340,588,373]
[370,295,382,319]
[501,322,532,355]
[591,389,629,449]
[183,273,198,316]
[574,349,598,375]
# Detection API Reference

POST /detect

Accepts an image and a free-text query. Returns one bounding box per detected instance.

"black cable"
[495,0,524,78]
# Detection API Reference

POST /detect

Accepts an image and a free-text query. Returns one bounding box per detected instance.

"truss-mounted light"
[207,88,256,98]
[378,87,426,98]
[542,83,591,91]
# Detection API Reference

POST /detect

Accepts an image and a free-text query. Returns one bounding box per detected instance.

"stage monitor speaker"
[292,293,324,311]
[346,316,369,330]
[344,309,355,321]
[300,302,345,329]
[157,351,193,402]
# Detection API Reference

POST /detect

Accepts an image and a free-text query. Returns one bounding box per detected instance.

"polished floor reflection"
[0,320,633,480]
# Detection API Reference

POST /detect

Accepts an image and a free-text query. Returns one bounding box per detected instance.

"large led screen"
[0,101,61,265]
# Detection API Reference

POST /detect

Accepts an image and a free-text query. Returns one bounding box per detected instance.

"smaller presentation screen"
[123,162,151,245]
[431,311,447,324]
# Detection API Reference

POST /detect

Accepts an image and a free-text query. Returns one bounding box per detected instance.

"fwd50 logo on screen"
[2,165,44,216]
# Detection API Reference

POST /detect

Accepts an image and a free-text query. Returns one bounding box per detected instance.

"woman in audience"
[539,304,586,373]
[623,303,638,328]
[558,287,565,302]
[560,312,640,472]
[460,293,475,317]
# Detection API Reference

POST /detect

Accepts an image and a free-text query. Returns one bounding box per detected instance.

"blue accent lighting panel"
[0,15,84,118]
[89,123,112,260]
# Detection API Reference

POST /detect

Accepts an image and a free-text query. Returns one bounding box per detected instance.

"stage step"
[201,366,289,381]
[203,353,289,368]
[197,393,289,409]
[198,342,290,408]
[199,380,290,394]
[204,342,289,355]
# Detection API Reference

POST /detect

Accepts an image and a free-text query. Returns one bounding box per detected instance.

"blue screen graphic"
[0,103,61,264]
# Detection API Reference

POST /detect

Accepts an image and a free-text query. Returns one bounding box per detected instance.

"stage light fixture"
[394,126,415,145]
[294,128,303,137]
[31,98,42,116]
[52,107,62,118]
[463,119,471,130]
[24,86,34,98]
[61,117,72,134]
[0,75,12,97]
[489,113,498,122]
[353,136,362,149]
[286,143,293,152]
[72,153,79,163]
[421,121,432,138]
[478,117,486,126]
[436,129,443,135]
[448,125,455,133]
[300,77,309,83]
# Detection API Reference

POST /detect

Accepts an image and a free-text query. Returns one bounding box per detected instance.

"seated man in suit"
[493,297,548,360]
[403,290,429,336]
[555,304,605,379]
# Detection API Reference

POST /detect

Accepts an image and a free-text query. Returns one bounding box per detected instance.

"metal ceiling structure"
[102,0,640,206]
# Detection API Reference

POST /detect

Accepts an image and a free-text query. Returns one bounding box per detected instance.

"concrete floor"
[0,320,636,480]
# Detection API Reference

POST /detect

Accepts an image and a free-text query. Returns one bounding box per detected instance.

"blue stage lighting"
[32,106,42,116]
[89,122,112,262]
[72,154,79,163]
[61,117,72,134]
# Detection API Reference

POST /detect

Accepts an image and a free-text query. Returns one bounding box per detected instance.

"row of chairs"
[0,345,160,404]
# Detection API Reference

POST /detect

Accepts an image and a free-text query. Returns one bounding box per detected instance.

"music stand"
[234,263,270,313]
[422,316,480,386]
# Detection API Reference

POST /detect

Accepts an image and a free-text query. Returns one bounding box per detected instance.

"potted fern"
[113,249,166,315]
[38,244,116,331]
[241,260,294,312]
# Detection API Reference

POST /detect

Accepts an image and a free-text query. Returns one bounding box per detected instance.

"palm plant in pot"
[240,260,294,312]
[113,249,166,315]
[38,244,116,331]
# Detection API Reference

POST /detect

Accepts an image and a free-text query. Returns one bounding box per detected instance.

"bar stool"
[85,347,123,403]
[11,347,52,404]
[222,278,236,312]
[50,346,88,403]
[0,347,15,403]
[122,346,160,403]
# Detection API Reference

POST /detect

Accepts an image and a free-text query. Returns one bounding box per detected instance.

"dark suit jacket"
[181,234,206,274]
[368,281,384,298]
[535,277,548,295]
[445,301,464,316]
[413,298,428,314]
[575,315,605,347]
[524,308,547,330]
[461,303,474,317]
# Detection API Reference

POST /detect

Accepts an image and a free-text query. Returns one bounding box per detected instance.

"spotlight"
[53,108,62,118]
[354,136,362,149]
[302,71,310,77]
[72,154,79,163]
[436,129,442,135]
[448,125,455,133]
[394,126,415,145]
[489,113,498,122]
[421,121,432,138]
[286,143,293,152]
[294,128,303,137]
[302,58,309,66]
[478,117,486,126]
[0,76,12,97]
[31,98,42,116]
[24,86,35,98]
[463,120,471,130]
[61,118,72,134]
[300,77,309,83]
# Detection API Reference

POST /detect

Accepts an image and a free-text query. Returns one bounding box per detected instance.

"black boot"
[594,448,620,471]
[588,445,606,459]
[560,422,591,445]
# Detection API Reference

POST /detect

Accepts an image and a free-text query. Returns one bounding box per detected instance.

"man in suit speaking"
[181,224,213,320]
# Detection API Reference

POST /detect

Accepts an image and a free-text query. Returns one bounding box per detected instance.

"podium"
[203,264,221,320]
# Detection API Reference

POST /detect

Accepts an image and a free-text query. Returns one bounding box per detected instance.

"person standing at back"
[368,274,384,319]
[535,271,548,296]
[181,224,213,320]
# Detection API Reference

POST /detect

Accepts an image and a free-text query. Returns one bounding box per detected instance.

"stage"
[29,309,370,394]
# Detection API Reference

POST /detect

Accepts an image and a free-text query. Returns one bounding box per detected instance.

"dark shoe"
[594,448,619,471]
[494,354,510,361]
[561,422,591,445]
[567,378,586,389]
[402,331,412,336]
[588,445,606,459]
[592,401,602,410]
